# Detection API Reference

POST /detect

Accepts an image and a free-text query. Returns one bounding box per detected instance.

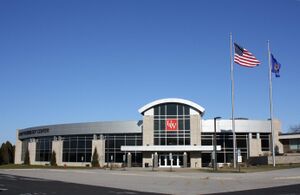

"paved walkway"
[1,168,300,194]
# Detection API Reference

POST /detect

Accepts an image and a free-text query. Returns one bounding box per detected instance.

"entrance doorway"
[158,154,183,168]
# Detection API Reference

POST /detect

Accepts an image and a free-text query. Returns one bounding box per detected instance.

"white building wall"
[144,108,153,116]
[52,138,63,166]
[202,119,278,133]
[28,139,36,165]
[92,135,105,167]
[249,137,263,157]
[273,120,284,154]
[14,130,23,164]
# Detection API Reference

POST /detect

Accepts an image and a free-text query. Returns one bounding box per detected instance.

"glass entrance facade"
[153,103,191,146]
[158,153,184,167]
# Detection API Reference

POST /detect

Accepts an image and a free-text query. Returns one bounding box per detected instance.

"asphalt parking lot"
[0,168,300,195]
[0,173,164,195]
[1,173,300,195]
[211,184,300,195]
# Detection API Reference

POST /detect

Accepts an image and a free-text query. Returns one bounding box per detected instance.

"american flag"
[234,43,260,67]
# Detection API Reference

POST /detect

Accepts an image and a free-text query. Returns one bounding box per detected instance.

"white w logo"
[166,119,177,130]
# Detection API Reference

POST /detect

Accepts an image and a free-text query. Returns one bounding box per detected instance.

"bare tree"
[288,124,300,133]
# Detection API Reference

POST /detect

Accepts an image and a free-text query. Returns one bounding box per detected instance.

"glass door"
[158,154,183,168]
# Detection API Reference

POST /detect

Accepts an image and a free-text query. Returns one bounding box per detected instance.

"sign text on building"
[19,128,50,137]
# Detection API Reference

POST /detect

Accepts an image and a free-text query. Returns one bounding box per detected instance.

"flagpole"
[268,40,276,167]
[230,33,237,169]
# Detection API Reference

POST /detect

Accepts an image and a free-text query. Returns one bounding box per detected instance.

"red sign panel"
[166,119,178,131]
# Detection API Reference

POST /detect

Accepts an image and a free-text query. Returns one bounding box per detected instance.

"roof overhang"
[279,134,300,140]
[121,145,221,152]
[138,98,205,115]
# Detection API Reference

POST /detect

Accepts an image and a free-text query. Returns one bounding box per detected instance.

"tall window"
[36,137,53,162]
[21,139,29,161]
[201,132,267,165]
[261,133,270,151]
[105,133,142,165]
[63,135,92,163]
[289,139,300,151]
[153,103,191,145]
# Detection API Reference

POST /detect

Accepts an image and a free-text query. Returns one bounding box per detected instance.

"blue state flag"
[271,54,281,77]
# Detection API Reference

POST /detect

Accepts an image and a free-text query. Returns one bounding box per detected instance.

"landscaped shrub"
[91,148,100,167]
[24,149,30,165]
[50,151,57,166]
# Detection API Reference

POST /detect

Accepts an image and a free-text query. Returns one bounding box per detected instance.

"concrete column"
[92,135,105,167]
[154,152,158,168]
[14,130,22,164]
[127,153,132,168]
[190,115,201,146]
[28,139,36,165]
[143,116,154,146]
[52,138,63,166]
[183,152,187,168]
[249,136,262,157]
[142,115,154,168]
[190,151,202,168]
[273,120,284,154]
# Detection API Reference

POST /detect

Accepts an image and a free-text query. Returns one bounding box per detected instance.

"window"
[261,133,270,151]
[36,137,53,162]
[201,132,249,164]
[105,134,142,164]
[153,103,191,146]
[21,140,29,161]
[63,135,92,163]
[166,104,177,116]
[290,139,300,150]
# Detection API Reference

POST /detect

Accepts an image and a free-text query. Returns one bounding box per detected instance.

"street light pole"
[214,117,221,171]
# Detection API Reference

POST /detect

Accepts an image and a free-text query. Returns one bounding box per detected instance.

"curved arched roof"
[138,98,205,115]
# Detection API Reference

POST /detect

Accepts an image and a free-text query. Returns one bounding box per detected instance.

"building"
[279,133,300,153]
[14,98,284,168]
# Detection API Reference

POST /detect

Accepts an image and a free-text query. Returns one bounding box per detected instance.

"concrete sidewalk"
[1,168,300,194]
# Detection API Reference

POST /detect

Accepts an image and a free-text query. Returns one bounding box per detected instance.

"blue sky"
[0,0,299,144]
